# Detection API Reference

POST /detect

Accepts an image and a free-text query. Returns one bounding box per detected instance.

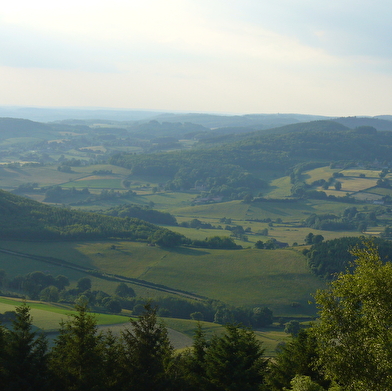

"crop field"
[342,169,384,178]
[263,176,292,198]
[303,166,338,182]
[0,297,128,330]
[329,177,378,192]
[0,165,86,188]
[64,177,124,189]
[365,187,392,196]
[146,192,199,209]
[172,199,356,223]
[354,192,383,201]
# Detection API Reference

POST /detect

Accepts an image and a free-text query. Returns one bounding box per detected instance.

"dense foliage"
[111,123,392,199]
[303,207,376,232]
[0,189,179,243]
[313,242,392,390]
[103,204,178,226]
[305,236,392,279]
[0,303,269,391]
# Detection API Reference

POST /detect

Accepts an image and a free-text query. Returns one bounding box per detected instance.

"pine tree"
[3,303,49,391]
[204,324,267,391]
[49,304,105,391]
[121,303,174,391]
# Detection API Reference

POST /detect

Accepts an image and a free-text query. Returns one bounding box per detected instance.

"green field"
[0,240,325,316]
[63,177,124,189]
[0,297,128,331]
[1,163,390,323]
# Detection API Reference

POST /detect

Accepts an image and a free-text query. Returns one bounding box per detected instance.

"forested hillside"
[0,190,178,242]
[110,121,392,194]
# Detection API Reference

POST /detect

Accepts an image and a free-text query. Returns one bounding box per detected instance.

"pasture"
[64,177,125,189]
[0,240,326,316]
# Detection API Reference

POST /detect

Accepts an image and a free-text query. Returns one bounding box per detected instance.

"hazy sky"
[1,0,391,116]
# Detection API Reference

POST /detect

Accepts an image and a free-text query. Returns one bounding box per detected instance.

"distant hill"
[150,112,329,129]
[0,118,55,139]
[195,120,350,145]
[0,189,175,242]
[333,116,392,131]
[0,107,163,122]
[111,120,392,191]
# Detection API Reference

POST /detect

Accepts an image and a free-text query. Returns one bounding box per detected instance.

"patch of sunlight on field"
[303,166,336,183]
[72,164,132,176]
[0,166,86,187]
[343,169,383,178]
[366,187,392,196]
[264,176,292,198]
[144,192,195,209]
[172,201,250,220]
[63,178,124,189]
[0,297,129,330]
[337,177,378,192]
[354,192,383,201]
[266,226,364,246]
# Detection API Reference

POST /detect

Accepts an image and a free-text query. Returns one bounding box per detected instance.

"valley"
[1,113,392,356]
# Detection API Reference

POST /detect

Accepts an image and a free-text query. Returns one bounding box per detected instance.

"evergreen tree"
[204,324,267,391]
[266,329,329,391]
[49,304,105,391]
[178,323,210,390]
[3,303,49,391]
[121,303,174,391]
[0,324,7,387]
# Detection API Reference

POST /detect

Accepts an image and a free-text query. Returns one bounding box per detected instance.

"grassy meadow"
[0,239,325,316]
[1,162,392,338]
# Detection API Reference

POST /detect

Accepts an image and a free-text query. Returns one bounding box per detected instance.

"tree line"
[0,303,270,391]
[0,269,273,327]
[304,236,392,280]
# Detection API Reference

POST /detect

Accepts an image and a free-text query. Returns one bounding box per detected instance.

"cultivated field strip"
[0,247,204,301]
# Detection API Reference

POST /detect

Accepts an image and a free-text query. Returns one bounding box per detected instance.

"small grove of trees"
[304,236,392,280]
[303,207,375,232]
[4,271,135,314]
[105,204,178,226]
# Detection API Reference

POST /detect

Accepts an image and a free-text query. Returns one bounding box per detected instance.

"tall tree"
[204,324,268,391]
[3,303,49,391]
[313,242,392,390]
[49,304,105,391]
[266,329,329,391]
[121,303,174,391]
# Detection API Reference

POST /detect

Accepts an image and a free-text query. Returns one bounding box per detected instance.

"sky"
[1,0,392,116]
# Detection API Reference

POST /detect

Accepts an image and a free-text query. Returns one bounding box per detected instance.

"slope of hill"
[150,112,329,129]
[0,189,175,242]
[333,116,392,131]
[111,121,392,192]
[0,117,55,139]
